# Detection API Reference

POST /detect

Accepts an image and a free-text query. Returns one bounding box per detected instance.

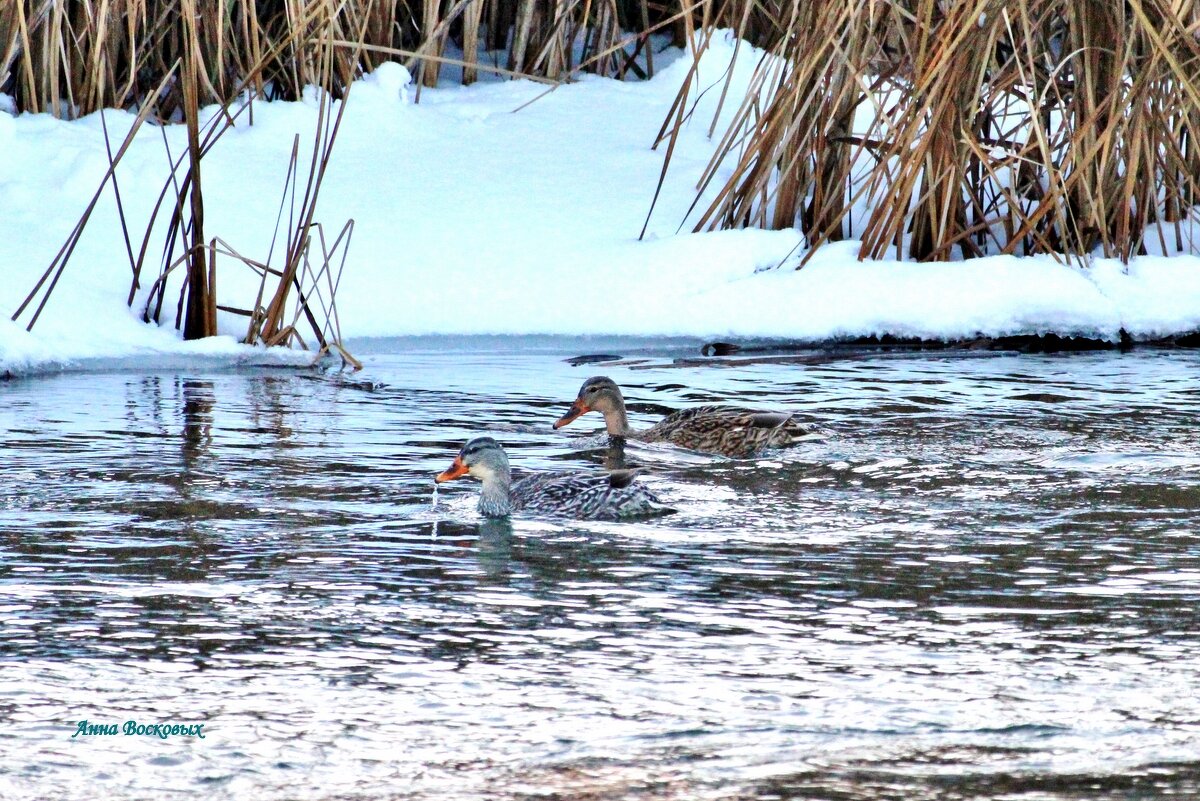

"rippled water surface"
[3,337,1200,800]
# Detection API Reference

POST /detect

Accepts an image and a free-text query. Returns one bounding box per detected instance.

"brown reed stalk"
[461,0,483,84]
[180,0,216,340]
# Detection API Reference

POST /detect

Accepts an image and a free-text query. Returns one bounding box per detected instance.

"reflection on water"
[2,340,1200,800]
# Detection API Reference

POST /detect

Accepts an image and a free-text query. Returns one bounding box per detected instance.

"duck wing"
[745,410,793,428]
[606,468,641,489]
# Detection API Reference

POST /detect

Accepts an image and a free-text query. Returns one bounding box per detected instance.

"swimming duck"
[434,436,673,519]
[553,376,814,457]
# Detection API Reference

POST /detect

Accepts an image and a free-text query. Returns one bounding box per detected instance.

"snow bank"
[2,32,1199,374]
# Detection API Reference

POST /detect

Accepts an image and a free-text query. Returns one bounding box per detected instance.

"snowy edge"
[4,33,1200,376]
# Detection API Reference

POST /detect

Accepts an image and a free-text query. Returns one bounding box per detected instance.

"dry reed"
[0,0,676,118]
[11,0,363,363]
[8,0,1199,290]
[654,0,1200,263]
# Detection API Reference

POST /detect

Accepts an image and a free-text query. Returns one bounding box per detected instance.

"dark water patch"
[566,354,624,366]
[1007,392,1077,403]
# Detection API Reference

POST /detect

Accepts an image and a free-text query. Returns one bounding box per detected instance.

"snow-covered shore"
[3,34,1200,376]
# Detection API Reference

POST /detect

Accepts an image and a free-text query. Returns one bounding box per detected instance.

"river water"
[2,337,1199,800]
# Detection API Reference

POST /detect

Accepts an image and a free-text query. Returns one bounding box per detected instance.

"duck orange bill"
[553,399,591,429]
[435,456,469,483]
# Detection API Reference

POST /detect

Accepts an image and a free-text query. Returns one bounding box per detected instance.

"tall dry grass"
[0,0,702,350]
[656,0,1200,263]
[8,0,1200,292]
[0,0,687,117]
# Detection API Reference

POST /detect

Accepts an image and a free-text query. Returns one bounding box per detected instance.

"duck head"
[553,376,628,434]
[436,436,515,518]
[436,436,512,484]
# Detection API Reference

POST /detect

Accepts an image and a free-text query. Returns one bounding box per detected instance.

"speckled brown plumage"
[554,377,814,458]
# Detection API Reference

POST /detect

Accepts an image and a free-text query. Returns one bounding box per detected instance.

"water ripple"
[2,343,1200,799]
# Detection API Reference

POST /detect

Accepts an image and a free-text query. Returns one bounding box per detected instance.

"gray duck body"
[509,469,670,519]
[437,436,673,520]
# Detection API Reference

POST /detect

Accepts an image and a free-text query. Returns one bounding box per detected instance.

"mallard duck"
[434,436,674,519]
[553,376,814,457]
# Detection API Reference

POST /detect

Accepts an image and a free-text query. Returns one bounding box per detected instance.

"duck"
[553,376,814,457]
[434,436,674,519]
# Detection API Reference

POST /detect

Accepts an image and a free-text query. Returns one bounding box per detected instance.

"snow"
[2,32,1200,375]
